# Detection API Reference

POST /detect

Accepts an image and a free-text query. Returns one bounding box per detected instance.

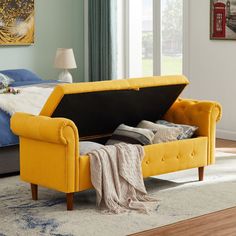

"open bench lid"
[40,76,189,140]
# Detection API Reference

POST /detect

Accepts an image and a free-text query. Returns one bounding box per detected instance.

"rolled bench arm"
[164,98,222,130]
[11,113,79,193]
[164,98,222,165]
[11,112,79,145]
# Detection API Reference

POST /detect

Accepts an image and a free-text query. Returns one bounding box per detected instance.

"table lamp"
[54,48,77,83]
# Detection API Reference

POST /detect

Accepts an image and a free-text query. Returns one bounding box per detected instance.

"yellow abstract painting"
[0,0,34,45]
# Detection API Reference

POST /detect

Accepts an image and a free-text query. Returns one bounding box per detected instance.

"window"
[142,0,153,76]
[161,0,183,75]
[117,0,184,78]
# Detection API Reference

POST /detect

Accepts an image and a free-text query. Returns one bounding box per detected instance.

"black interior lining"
[52,84,186,141]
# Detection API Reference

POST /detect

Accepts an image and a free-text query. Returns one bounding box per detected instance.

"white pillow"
[137,120,161,132]
[0,73,14,87]
[137,120,183,143]
[152,124,183,144]
[79,141,104,155]
[156,120,198,139]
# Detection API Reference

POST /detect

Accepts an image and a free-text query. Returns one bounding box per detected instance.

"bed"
[0,69,58,175]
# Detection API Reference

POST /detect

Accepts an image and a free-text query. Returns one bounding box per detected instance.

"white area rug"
[1,154,236,236]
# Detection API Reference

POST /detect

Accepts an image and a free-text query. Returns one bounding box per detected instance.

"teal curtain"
[88,0,117,81]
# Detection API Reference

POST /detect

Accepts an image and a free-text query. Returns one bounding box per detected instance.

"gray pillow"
[79,141,104,155]
[156,120,198,139]
[106,124,154,146]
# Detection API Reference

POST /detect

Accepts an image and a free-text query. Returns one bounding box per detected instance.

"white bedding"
[0,86,53,116]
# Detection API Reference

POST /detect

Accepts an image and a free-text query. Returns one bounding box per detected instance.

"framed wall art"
[0,0,34,45]
[211,0,236,40]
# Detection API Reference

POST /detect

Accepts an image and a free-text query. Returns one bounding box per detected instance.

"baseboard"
[216,129,236,141]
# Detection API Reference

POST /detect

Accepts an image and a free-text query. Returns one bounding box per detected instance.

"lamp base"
[58,70,73,83]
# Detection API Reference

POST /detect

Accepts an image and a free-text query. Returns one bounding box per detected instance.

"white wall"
[184,0,236,140]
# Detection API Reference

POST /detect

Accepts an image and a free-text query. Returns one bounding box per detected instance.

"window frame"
[84,0,189,80]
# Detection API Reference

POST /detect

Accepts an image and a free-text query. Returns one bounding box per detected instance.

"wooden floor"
[130,139,236,236]
[130,207,236,236]
[216,138,236,154]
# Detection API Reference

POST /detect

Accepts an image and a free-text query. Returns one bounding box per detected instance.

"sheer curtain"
[88,0,117,81]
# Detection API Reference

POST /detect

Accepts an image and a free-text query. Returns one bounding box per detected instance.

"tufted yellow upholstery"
[164,98,222,165]
[10,76,222,210]
[78,137,208,191]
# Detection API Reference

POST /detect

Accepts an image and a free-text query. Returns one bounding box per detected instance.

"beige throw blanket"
[89,143,155,213]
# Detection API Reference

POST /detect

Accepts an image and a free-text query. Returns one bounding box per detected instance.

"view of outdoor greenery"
[142,0,153,76]
[161,0,183,75]
[142,0,183,76]
[143,57,182,76]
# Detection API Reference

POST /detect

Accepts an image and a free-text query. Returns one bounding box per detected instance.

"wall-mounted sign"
[211,0,236,40]
[0,0,34,45]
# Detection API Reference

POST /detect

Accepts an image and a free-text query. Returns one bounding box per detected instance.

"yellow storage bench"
[11,76,222,210]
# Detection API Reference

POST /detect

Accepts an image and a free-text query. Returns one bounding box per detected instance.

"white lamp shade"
[54,48,77,69]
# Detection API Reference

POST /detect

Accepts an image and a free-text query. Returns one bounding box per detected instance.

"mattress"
[0,80,58,147]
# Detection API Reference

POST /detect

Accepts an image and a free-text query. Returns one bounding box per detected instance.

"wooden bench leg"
[66,193,74,211]
[198,167,204,181]
[31,184,38,200]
